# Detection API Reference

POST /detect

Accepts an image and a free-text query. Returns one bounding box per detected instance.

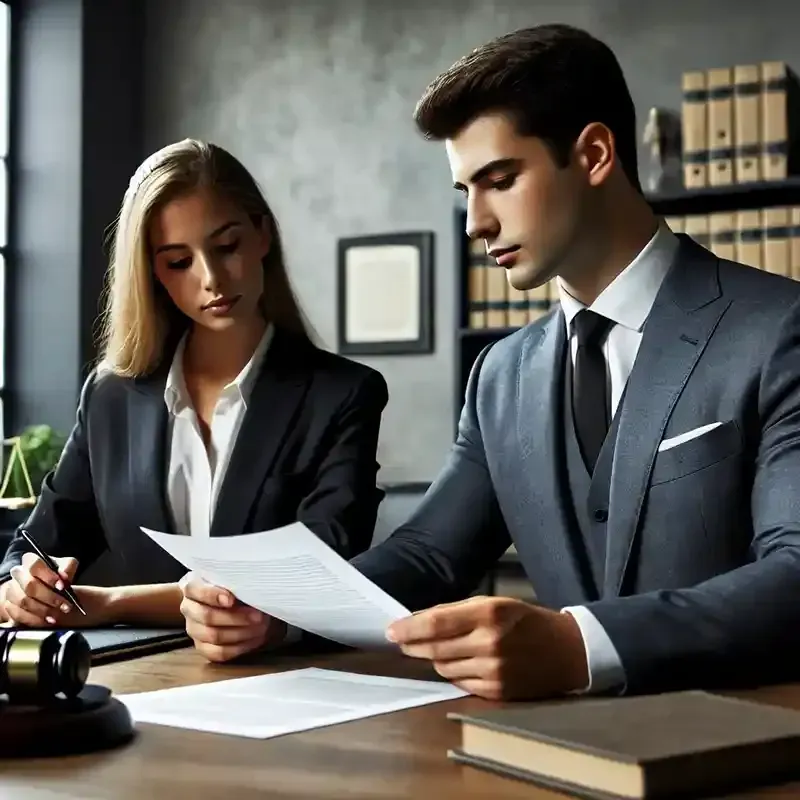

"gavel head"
[0,629,90,704]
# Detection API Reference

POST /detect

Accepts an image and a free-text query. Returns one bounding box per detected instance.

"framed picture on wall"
[336,231,434,355]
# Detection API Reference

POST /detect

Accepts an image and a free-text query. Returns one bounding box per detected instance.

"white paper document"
[140,522,411,649]
[118,667,467,738]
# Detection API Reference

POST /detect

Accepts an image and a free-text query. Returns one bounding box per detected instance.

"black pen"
[18,528,87,616]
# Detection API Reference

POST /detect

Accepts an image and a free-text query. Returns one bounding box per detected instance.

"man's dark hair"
[413,24,641,191]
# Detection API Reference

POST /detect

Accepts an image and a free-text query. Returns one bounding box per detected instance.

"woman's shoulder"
[79,359,164,413]
[280,331,387,401]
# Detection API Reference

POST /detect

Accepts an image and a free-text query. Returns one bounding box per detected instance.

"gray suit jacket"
[354,235,800,694]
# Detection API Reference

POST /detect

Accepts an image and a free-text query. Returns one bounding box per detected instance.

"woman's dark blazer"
[0,327,389,586]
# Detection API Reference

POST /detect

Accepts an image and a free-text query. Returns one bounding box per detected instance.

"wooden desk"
[2,647,800,799]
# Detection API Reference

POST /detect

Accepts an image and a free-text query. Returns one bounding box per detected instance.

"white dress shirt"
[164,324,274,537]
[164,323,303,647]
[558,222,679,694]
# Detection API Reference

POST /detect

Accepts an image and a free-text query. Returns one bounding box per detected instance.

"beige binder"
[507,287,529,328]
[760,61,796,180]
[527,282,551,324]
[467,238,487,329]
[664,216,685,233]
[681,71,708,188]
[735,210,763,269]
[684,214,711,250]
[733,65,761,183]
[762,207,791,276]
[708,67,734,185]
[791,207,800,280]
[485,266,508,328]
[709,212,736,260]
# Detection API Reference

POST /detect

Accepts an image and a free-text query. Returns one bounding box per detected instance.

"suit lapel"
[129,367,173,534]
[604,236,731,595]
[517,310,598,599]
[210,329,311,537]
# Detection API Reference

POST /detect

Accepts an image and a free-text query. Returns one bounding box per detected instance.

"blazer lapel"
[210,329,312,537]
[129,368,173,534]
[604,236,731,595]
[517,310,598,599]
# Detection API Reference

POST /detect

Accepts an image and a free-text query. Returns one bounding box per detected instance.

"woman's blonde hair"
[97,138,312,377]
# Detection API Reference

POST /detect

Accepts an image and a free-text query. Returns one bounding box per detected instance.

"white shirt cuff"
[561,605,626,694]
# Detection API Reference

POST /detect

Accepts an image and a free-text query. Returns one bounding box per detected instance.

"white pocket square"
[657,422,723,453]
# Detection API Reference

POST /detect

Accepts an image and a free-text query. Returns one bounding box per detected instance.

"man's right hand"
[0,552,79,626]
[179,572,286,662]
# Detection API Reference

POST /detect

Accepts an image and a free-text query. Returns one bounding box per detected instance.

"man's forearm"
[107,583,185,626]
[584,552,800,694]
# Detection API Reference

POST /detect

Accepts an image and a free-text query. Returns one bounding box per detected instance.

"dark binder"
[82,627,190,665]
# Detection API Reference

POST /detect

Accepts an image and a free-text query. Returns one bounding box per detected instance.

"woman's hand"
[179,572,285,662]
[1,551,79,626]
[0,552,114,627]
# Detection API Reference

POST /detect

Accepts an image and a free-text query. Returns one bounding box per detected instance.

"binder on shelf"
[760,61,800,181]
[735,209,763,269]
[762,206,791,276]
[507,287,528,328]
[527,282,551,324]
[681,70,708,188]
[709,212,736,260]
[708,67,734,186]
[790,207,800,279]
[684,214,710,250]
[733,64,761,183]
[664,215,685,233]
[485,263,508,329]
[466,237,488,329]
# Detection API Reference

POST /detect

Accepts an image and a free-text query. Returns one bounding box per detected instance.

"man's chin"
[506,262,551,292]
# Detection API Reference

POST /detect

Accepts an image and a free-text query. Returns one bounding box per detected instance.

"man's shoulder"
[717,255,800,301]
[478,307,559,373]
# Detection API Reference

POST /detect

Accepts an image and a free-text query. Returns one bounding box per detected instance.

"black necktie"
[572,309,613,473]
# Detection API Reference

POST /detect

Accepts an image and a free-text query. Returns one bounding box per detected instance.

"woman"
[0,139,388,650]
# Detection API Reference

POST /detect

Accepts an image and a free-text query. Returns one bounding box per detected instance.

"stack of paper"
[118,667,468,738]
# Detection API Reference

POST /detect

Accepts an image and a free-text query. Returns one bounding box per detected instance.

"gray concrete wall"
[142,0,799,481]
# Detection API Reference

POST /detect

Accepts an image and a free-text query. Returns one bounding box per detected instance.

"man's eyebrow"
[154,221,242,254]
[453,158,520,191]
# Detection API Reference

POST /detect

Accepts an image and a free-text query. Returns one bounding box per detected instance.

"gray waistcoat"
[561,354,625,599]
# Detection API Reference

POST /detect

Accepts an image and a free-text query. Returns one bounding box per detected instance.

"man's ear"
[573,121,615,188]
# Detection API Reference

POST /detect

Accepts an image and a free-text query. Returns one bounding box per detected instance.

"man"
[183,24,800,700]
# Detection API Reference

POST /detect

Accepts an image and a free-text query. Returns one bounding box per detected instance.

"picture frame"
[336,231,434,355]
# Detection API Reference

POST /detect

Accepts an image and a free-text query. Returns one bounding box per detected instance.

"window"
[0,1,9,445]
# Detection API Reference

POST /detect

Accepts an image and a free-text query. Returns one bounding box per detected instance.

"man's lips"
[489,245,521,266]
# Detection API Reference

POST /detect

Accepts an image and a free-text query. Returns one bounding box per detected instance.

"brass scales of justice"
[0,436,37,511]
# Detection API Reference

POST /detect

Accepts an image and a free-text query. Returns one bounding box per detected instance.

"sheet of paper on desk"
[140,522,410,649]
[118,667,467,739]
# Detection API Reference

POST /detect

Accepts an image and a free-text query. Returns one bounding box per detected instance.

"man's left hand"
[386,596,589,701]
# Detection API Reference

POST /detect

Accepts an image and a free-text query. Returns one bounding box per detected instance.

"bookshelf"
[453,177,800,428]
[647,176,800,215]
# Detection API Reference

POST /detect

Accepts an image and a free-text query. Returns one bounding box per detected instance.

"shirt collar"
[164,323,275,416]
[557,223,679,337]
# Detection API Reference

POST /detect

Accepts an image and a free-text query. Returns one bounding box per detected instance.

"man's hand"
[179,573,286,663]
[386,596,589,701]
